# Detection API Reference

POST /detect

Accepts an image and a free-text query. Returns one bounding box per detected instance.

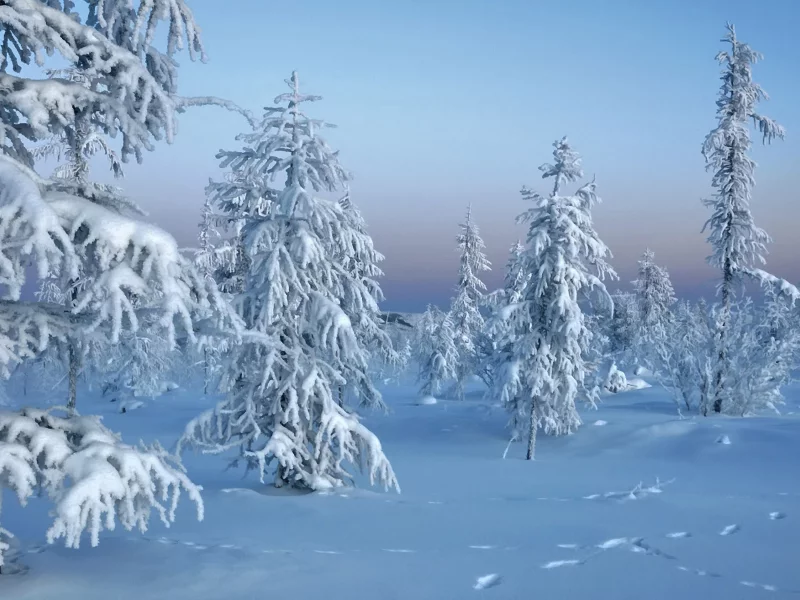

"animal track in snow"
[768,512,786,520]
[582,478,675,503]
[741,581,779,592]
[677,566,721,578]
[542,559,583,569]
[596,537,635,550]
[719,524,740,536]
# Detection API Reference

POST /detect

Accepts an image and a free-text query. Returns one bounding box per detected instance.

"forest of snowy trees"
[0,0,797,575]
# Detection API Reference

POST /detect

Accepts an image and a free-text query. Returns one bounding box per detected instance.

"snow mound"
[119,400,145,413]
[626,378,651,390]
[473,573,502,590]
[716,434,732,445]
[418,395,438,405]
[593,420,608,426]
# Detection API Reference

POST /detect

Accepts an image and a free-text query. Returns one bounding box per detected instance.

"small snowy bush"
[0,407,203,570]
[605,363,628,394]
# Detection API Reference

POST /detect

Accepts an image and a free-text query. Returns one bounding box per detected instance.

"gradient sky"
[108,0,799,312]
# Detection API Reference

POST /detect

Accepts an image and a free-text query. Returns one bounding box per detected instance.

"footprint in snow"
[596,537,634,550]
[769,512,786,520]
[719,524,740,536]
[473,574,503,589]
[542,559,583,569]
[677,566,721,578]
[741,581,778,592]
[665,532,692,539]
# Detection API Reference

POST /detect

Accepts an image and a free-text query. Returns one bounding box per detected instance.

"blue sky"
[115,0,800,312]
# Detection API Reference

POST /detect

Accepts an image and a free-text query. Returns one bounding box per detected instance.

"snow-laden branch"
[0,0,204,165]
[0,406,203,566]
[0,157,76,299]
[175,96,257,129]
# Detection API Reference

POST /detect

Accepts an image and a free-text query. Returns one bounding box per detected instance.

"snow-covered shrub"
[653,296,799,416]
[0,407,203,569]
[605,363,628,393]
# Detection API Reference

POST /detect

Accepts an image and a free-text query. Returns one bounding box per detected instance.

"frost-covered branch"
[0,407,203,566]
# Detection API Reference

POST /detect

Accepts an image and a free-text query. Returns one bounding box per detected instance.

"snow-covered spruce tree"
[336,191,399,402]
[632,249,676,366]
[702,23,790,414]
[178,72,398,492]
[447,205,491,400]
[491,137,616,460]
[607,291,638,362]
[415,305,458,400]
[0,0,241,568]
[481,241,528,388]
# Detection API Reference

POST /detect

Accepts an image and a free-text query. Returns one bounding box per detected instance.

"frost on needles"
[489,138,615,460]
[179,72,399,493]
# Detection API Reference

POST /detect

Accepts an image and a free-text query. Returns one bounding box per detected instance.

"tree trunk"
[67,341,78,415]
[526,398,538,460]
[712,263,732,414]
[203,347,210,395]
[66,286,80,415]
[274,464,288,488]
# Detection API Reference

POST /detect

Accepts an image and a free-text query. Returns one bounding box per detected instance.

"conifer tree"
[491,138,615,460]
[415,305,458,399]
[179,72,398,492]
[702,23,787,413]
[632,249,676,365]
[448,205,490,400]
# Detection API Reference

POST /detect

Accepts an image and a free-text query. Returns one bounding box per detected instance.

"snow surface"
[2,376,800,598]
